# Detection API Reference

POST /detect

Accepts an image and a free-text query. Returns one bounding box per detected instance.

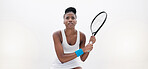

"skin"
[53,12,96,69]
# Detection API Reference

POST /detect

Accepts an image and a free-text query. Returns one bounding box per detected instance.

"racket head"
[90,11,107,36]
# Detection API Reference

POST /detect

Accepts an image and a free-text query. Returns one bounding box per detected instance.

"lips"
[68,22,74,25]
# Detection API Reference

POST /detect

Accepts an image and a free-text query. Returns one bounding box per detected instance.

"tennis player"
[50,7,96,69]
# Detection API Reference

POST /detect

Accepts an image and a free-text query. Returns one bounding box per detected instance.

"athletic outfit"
[50,30,82,69]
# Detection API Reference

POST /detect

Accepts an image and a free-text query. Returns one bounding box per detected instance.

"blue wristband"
[75,49,84,57]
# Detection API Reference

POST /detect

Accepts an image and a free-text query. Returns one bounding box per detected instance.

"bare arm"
[80,32,90,62]
[53,31,77,63]
[53,31,94,63]
[80,32,96,62]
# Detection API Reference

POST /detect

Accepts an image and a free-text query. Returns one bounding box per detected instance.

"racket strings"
[90,11,107,36]
[92,13,106,32]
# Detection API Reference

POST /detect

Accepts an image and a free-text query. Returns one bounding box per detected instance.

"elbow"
[81,56,87,62]
[58,56,67,64]
[81,59,86,62]
[81,58,86,62]
[59,59,68,64]
[59,59,65,64]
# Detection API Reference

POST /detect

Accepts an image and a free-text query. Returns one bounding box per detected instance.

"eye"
[71,16,75,20]
[66,16,69,19]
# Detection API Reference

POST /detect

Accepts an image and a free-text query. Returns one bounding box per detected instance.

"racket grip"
[89,41,93,44]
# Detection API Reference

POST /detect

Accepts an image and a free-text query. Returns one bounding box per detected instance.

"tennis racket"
[90,11,107,44]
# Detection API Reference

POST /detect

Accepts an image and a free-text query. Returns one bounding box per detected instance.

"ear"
[63,14,65,19]
[63,20,66,24]
[76,20,77,24]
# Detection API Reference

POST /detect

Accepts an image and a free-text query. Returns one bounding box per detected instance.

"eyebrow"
[63,14,77,19]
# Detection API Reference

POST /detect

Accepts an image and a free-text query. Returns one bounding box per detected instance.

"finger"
[91,35,95,37]
[90,44,93,46]
[89,41,93,44]
[88,43,93,45]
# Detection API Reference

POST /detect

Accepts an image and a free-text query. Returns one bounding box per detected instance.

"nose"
[68,18,72,22]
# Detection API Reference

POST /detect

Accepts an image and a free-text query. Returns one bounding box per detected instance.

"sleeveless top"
[50,30,82,69]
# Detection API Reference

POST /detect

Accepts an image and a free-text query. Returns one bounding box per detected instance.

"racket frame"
[90,11,107,36]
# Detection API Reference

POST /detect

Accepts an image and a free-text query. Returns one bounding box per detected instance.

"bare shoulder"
[53,30,62,42]
[53,30,61,36]
[79,31,86,38]
[79,31,86,41]
[79,31,86,48]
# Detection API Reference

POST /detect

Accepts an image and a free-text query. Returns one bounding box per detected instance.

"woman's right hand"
[82,43,93,53]
[89,36,96,44]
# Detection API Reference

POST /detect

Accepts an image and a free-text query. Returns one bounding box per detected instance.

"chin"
[67,25,75,28]
[68,27,75,29]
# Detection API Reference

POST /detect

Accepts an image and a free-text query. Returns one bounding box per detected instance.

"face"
[64,12,77,29]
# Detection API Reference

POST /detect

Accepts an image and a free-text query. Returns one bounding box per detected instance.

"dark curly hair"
[63,7,77,18]
[65,7,76,14]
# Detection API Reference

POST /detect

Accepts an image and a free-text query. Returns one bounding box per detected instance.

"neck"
[64,28,76,35]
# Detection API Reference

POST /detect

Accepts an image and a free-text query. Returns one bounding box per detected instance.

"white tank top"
[62,30,80,53]
[50,30,82,69]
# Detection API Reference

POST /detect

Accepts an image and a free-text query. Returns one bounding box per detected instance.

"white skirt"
[50,57,82,69]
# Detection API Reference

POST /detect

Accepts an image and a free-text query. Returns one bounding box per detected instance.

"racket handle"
[89,41,93,44]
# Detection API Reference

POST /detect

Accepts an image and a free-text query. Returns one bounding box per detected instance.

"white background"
[0,0,148,69]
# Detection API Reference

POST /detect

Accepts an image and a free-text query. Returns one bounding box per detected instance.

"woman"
[51,7,96,69]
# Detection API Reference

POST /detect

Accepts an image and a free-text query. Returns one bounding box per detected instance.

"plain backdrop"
[0,0,148,69]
